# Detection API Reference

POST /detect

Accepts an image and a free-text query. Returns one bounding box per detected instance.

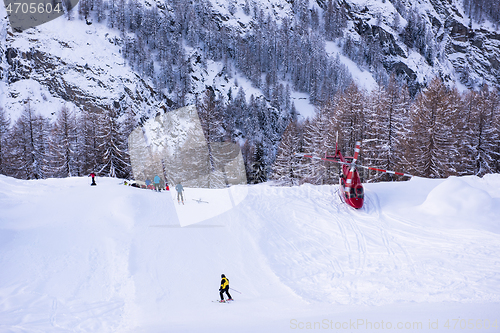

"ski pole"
[230,287,242,294]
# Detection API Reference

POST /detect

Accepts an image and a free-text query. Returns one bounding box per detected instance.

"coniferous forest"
[0,0,499,183]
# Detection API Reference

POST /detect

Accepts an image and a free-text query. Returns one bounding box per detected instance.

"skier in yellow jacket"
[219,274,233,302]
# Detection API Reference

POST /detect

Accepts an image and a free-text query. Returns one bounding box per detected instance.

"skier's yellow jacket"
[220,277,229,290]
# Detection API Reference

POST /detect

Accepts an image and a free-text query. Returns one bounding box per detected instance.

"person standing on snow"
[219,274,233,302]
[153,175,162,192]
[175,182,184,204]
[89,172,97,186]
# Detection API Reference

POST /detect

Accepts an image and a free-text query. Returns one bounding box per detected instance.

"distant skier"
[219,274,233,302]
[89,172,97,186]
[175,183,184,204]
[153,175,162,192]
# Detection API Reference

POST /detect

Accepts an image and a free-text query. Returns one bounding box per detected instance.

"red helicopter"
[295,134,412,209]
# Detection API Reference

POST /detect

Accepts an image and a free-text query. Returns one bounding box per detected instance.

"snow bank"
[419,176,500,233]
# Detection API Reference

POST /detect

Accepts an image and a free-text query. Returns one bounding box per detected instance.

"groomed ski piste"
[0,174,499,332]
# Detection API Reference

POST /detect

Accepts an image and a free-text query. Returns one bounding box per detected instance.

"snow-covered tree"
[405,78,461,178]
[461,86,499,176]
[323,0,346,41]
[249,142,267,184]
[49,106,78,178]
[9,103,49,179]
[365,77,410,181]
[97,106,130,178]
[333,83,367,155]
[0,107,11,176]
[80,106,101,175]
[302,102,337,185]
[272,121,303,185]
[197,89,224,143]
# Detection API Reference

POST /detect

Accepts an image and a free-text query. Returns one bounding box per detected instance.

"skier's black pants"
[220,286,232,300]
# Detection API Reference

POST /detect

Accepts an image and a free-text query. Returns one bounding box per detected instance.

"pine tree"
[323,0,346,40]
[197,89,227,186]
[244,95,261,141]
[272,119,307,185]
[116,0,127,33]
[9,103,49,179]
[460,89,480,175]
[462,86,499,175]
[243,0,250,16]
[231,87,247,135]
[0,106,11,176]
[97,106,129,178]
[405,78,460,178]
[302,102,337,185]
[490,89,500,173]
[78,0,91,21]
[365,77,410,181]
[81,106,101,175]
[333,83,367,155]
[108,0,117,29]
[249,142,267,183]
[63,0,74,20]
[94,0,106,23]
[49,106,78,178]
[197,89,224,143]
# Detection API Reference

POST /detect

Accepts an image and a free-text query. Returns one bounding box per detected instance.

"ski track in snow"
[0,175,500,332]
[240,181,500,307]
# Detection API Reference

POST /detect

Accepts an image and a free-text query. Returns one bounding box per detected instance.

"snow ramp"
[0,175,499,332]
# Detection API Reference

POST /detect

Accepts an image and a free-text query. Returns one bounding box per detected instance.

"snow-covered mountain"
[1,0,499,123]
[338,0,500,90]
[0,14,165,122]
[206,0,500,90]
[0,174,499,331]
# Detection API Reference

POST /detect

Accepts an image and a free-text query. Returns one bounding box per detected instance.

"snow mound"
[421,176,493,215]
[419,176,500,233]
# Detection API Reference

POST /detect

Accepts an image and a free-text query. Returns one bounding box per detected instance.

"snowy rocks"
[2,19,165,121]
[343,0,499,90]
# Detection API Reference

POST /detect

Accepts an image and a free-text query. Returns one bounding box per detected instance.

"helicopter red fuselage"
[327,149,364,209]
[296,137,411,210]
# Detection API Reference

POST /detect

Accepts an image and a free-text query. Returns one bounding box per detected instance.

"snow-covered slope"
[1,174,499,332]
[200,0,500,91]
[0,13,167,122]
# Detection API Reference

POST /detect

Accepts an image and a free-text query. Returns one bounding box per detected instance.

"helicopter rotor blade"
[355,164,413,178]
[294,152,413,178]
[293,153,351,166]
[351,141,361,166]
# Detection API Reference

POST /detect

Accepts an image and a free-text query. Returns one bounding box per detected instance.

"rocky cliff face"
[340,0,499,90]
[0,12,167,122]
[1,12,8,108]
[449,23,500,87]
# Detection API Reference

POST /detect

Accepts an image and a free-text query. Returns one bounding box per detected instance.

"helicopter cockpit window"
[350,186,363,199]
